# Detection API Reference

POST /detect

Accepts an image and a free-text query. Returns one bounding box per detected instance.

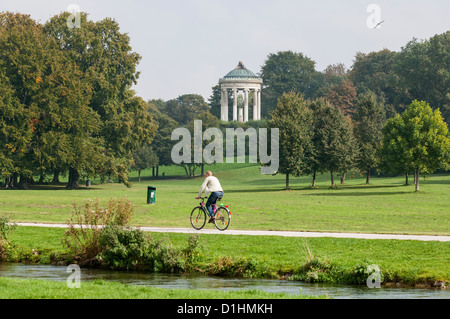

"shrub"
[347,260,385,285]
[182,234,201,269]
[145,235,186,273]
[97,225,148,270]
[62,197,134,266]
[0,216,16,261]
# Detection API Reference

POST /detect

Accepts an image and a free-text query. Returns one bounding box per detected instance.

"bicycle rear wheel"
[190,206,207,230]
[214,207,231,231]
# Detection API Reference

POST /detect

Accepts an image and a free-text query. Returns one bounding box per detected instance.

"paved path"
[14,222,450,242]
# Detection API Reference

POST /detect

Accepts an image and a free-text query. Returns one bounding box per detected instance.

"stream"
[0,262,448,299]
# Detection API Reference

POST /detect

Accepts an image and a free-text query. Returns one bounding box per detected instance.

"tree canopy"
[0,12,156,188]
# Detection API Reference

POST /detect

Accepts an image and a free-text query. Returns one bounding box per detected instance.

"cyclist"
[195,171,224,222]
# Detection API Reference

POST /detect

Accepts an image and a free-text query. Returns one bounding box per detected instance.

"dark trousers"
[206,191,224,217]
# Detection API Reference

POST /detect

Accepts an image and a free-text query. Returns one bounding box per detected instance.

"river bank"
[3,226,449,290]
[1,262,449,299]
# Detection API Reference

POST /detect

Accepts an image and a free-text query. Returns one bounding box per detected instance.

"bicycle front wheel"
[190,206,207,230]
[214,207,231,231]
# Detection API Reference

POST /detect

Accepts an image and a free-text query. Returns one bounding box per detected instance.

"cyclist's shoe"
[208,217,214,223]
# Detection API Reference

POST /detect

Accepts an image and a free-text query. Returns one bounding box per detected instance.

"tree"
[44,12,156,188]
[324,79,357,117]
[132,144,158,181]
[349,49,403,117]
[395,32,450,125]
[208,84,222,119]
[0,67,33,188]
[353,92,386,184]
[0,12,46,187]
[260,51,322,118]
[270,92,312,190]
[165,94,210,125]
[309,99,356,187]
[181,110,221,178]
[148,102,179,172]
[381,100,450,191]
[0,12,102,189]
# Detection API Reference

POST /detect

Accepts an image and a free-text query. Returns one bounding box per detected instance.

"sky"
[1,0,449,102]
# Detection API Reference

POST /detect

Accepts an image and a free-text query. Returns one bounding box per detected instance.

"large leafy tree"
[270,92,312,190]
[43,12,156,188]
[0,12,101,189]
[395,32,450,125]
[0,12,44,187]
[324,79,357,117]
[353,92,386,184]
[381,100,450,191]
[146,101,179,175]
[208,84,222,120]
[260,51,322,118]
[164,94,210,125]
[349,49,403,117]
[309,99,356,187]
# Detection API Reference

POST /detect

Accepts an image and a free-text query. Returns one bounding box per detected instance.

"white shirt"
[198,176,223,197]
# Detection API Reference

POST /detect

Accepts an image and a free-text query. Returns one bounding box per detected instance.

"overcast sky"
[1,0,449,102]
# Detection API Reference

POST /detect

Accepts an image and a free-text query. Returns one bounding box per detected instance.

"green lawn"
[1,163,449,236]
[0,277,323,299]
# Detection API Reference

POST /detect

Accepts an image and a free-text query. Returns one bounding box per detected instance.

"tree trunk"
[138,169,141,182]
[285,173,290,190]
[4,177,11,189]
[67,167,80,189]
[405,172,409,185]
[18,174,32,190]
[312,170,316,187]
[330,169,335,187]
[12,173,18,188]
[52,170,60,183]
[181,165,189,177]
[340,172,346,185]
[366,169,371,184]
[415,168,420,192]
[201,164,204,177]
[152,167,155,177]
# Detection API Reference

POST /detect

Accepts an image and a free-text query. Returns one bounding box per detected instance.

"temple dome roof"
[223,61,259,79]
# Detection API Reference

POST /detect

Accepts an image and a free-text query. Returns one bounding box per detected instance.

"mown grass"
[1,164,449,236]
[0,277,324,299]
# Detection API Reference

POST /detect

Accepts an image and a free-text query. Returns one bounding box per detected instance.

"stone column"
[233,88,238,121]
[253,88,258,120]
[244,89,249,122]
[223,89,228,121]
[220,88,225,121]
[238,108,243,122]
[220,89,228,121]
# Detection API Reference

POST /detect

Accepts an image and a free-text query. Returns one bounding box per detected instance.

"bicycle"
[190,197,231,231]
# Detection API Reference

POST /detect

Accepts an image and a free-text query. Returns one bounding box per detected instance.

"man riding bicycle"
[195,171,224,222]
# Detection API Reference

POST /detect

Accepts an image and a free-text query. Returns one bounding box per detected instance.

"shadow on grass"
[421,179,450,185]
[0,183,102,191]
[225,183,410,195]
[305,191,411,197]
